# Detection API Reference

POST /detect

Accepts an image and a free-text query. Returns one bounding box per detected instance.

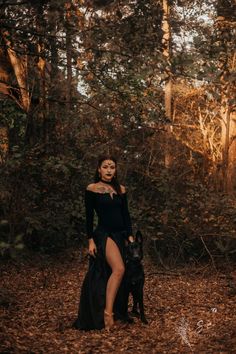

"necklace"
[100,179,113,185]
[99,179,117,199]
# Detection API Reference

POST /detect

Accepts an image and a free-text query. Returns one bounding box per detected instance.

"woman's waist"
[97,223,125,232]
[96,216,125,229]
[95,223,126,235]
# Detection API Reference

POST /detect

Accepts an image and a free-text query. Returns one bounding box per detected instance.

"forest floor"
[0,247,236,354]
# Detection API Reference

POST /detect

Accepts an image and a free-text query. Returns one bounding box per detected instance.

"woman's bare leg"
[105,237,125,322]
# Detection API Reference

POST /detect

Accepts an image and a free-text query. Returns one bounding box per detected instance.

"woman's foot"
[104,309,114,331]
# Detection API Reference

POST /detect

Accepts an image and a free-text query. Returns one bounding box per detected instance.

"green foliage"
[1,0,236,262]
[0,100,27,146]
[0,232,24,258]
[0,145,87,255]
[128,156,236,264]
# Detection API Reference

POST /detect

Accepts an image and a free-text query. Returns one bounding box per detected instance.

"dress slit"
[104,236,125,276]
[73,227,128,330]
[73,189,133,330]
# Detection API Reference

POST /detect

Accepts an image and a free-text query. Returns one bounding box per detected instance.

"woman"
[73,155,134,331]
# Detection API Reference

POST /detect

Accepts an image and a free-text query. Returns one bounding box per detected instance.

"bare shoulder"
[86,183,97,192]
[86,182,104,192]
[120,185,126,194]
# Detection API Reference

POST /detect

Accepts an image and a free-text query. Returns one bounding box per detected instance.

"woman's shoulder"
[86,183,98,192]
[86,183,126,194]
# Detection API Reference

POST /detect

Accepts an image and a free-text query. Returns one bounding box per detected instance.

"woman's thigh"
[105,237,125,273]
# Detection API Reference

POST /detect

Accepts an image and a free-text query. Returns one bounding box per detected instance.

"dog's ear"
[135,230,143,244]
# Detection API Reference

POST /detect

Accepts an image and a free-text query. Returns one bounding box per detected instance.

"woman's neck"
[100,178,113,185]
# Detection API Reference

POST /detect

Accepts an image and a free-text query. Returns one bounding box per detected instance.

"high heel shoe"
[104,310,114,331]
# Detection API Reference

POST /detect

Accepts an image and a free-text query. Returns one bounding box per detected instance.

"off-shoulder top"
[85,189,133,239]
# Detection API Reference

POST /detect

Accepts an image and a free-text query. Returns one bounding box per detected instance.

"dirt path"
[0,249,236,353]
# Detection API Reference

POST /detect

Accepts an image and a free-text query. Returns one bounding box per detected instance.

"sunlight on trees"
[0,0,236,256]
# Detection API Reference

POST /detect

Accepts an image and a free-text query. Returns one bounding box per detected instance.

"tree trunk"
[66,31,72,111]
[2,31,30,112]
[228,111,236,191]
[0,48,11,96]
[222,108,236,192]
[25,3,46,145]
[217,1,236,192]
[37,44,47,141]
[162,0,172,168]
[0,126,8,164]
[65,2,73,111]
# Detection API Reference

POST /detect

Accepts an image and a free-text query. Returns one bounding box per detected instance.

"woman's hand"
[88,238,97,257]
[128,235,135,243]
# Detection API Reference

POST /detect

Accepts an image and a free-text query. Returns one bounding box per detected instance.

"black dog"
[124,231,148,324]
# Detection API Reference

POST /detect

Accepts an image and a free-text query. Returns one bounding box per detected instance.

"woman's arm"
[121,185,134,242]
[85,186,97,256]
[85,187,95,239]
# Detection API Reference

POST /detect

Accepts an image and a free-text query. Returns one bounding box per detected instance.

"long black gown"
[73,188,133,330]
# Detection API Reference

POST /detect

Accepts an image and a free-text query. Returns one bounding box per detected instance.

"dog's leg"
[124,287,134,323]
[138,288,148,324]
[130,287,139,316]
[131,300,139,316]
[120,279,134,324]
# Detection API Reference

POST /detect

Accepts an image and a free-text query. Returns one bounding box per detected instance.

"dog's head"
[126,231,143,262]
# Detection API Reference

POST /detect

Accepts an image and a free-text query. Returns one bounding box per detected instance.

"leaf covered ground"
[0,249,236,354]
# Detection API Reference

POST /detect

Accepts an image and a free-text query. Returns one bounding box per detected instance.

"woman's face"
[98,159,116,181]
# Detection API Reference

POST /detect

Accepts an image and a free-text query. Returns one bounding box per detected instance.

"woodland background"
[0,0,236,263]
[1,1,236,353]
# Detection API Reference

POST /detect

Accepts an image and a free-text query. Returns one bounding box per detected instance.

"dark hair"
[94,155,122,194]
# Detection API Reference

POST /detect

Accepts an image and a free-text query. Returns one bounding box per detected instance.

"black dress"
[73,189,133,330]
